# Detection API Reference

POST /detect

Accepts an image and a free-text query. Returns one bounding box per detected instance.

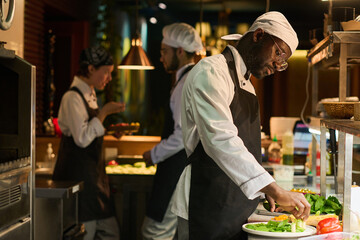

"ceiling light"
[195,22,212,38]
[158,3,167,9]
[118,33,154,70]
[118,0,154,70]
[149,17,157,24]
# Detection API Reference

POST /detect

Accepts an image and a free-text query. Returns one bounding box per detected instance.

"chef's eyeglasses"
[269,35,288,71]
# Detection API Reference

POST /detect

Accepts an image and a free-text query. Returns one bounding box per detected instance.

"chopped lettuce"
[246,220,305,233]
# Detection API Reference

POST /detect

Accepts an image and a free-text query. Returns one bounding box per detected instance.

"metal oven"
[0,42,35,240]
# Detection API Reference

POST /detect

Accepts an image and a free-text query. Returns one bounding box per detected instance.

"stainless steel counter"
[35,179,84,240]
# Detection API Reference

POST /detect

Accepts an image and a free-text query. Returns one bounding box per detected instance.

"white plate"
[242,222,316,238]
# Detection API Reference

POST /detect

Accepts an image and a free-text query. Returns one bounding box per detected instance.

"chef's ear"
[177,47,184,56]
[88,64,95,74]
[252,28,265,43]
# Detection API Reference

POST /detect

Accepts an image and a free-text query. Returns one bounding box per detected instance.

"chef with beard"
[171,12,311,240]
[141,23,203,239]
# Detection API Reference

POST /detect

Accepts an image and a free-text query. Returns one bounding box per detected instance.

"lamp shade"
[195,22,212,38]
[118,36,154,70]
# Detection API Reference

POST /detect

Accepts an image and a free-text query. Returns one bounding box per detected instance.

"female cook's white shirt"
[58,76,105,148]
[171,45,275,220]
[150,63,194,164]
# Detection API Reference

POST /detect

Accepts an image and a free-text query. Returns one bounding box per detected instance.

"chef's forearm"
[261,182,284,200]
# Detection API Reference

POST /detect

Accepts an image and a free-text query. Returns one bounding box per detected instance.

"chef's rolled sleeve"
[241,171,275,200]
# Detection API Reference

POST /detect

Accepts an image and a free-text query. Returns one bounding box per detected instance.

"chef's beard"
[244,41,270,79]
[165,54,180,73]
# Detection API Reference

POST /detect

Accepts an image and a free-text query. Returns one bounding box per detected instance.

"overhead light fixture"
[118,0,154,70]
[195,22,211,39]
[149,17,157,24]
[118,33,154,70]
[158,2,167,9]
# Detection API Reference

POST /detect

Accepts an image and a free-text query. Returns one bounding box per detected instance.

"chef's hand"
[265,195,283,213]
[98,102,126,123]
[262,182,311,221]
[143,151,154,166]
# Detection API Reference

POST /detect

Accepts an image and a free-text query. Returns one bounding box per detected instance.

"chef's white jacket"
[150,63,194,164]
[171,45,275,220]
[58,76,105,148]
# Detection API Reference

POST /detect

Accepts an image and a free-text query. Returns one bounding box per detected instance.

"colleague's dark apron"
[146,65,193,222]
[52,87,113,222]
[187,47,262,240]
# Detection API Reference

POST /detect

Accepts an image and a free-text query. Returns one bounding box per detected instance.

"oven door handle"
[0,217,30,238]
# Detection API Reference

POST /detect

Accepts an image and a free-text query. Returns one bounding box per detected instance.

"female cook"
[53,46,125,240]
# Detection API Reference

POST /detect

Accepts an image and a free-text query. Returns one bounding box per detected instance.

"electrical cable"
[300,61,324,145]
[300,61,312,127]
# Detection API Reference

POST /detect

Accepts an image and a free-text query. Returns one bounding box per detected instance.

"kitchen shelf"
[307,31,360,68]
[307,31,360,116]
[307,35,360,232]
[320,119,357,232]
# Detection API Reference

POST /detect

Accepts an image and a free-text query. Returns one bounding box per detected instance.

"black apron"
[146,65,193,222]
[188,47,262,239]
[52,87,113,222]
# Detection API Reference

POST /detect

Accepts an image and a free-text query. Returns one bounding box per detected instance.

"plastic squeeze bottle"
[268,135,281,163]
[282,130,294,165]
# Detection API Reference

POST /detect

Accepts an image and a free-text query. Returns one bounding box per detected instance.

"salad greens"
[304,194,342,215]
[246,220,305,233]
[262,194,342,217]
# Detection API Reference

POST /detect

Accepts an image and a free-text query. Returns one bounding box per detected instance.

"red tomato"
[316,217,342,235]
[108,160,118,166]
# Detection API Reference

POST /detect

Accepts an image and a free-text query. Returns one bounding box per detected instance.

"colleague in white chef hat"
[171,11,311,239]
[141,23,203,239]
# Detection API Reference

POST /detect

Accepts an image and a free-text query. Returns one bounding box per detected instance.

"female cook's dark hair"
[76,46,113,77]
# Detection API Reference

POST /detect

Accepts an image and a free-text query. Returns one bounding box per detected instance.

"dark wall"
[24,0,94,135]
[25,0,360,135]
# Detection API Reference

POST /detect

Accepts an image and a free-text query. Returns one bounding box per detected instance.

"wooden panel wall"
[24,0,46,134]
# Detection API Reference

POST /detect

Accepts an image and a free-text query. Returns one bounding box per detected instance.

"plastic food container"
[272,164,294,182]
[299,232,360,240]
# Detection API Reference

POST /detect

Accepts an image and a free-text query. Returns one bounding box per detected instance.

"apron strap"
[221,47,242,91]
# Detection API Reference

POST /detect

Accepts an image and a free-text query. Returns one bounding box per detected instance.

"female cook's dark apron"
[52,87,113,222]
[146,65,193,222]
[188,47,262,239]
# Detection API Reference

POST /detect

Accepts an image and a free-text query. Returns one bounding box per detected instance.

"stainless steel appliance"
[0,42,35,240]
[35,179,85,240]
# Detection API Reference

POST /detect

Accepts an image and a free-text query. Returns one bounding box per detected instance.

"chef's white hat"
[222,11,298,54]
[162,23,203,53]
[221,34,243,41]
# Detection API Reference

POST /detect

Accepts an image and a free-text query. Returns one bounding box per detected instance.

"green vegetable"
[245,220,305,233]
[304,194,342,215]
[262,200,290,214]
[263,194,342,216]
[263,200,279,212]
[314,196,325,211]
